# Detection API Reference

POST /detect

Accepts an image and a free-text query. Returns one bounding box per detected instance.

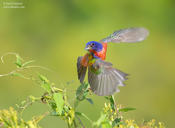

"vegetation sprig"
[0,53,165,128]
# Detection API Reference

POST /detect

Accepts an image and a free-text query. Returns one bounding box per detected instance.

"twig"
[24,65,53,72]
[0,70,16,77]
[1,52,19,64]
[76,116,85,128]
[0,68,30,79]
[73,119,78,128]
[112,95,117,110]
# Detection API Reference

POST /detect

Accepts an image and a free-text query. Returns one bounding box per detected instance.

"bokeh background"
[0,0,175,127]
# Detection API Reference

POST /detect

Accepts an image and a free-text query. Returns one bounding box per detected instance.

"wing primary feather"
[102,80,106,96]
[88,70,93,86]
[100,74,106,96]
[89,70,99,92]
[77,56,87,83]
[87,59,128,96]
[105,75,111,96]
[103,74,108,96]
[111,70,125,87]
[108,73,117,95]
[100,27,149,43]
[94,74,100,92]
[88,71,95,91]
[96,74,102,95]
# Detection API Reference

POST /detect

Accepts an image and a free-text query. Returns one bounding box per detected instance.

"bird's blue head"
[85,41,103,52]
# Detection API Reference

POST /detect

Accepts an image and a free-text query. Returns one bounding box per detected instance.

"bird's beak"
[85,46,91,50]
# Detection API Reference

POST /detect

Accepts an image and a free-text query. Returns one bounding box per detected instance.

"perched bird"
[77,27,149,96]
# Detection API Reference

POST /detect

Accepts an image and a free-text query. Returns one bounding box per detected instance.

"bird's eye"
[91,43,95,46]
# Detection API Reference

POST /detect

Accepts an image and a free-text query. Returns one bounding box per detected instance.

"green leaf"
[75,112,92,123]
[104,96,110,100]
[38,74,52,92]
[41,83,52,93]
[101,121,112,128]
[105,95,115,111]
[11,73,26,79]
[86,98,94,104]
[49,102,57,112]
[53,93,64,115]
[15,55,23,68]
[112,118,121,127]
[109,95,115,111]
[22,60,35,67]
[38,74,49,83]
[119,107,136,112]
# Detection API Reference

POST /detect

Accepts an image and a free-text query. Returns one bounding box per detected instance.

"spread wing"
[77,56,87,83]
[88,59,128,96]
[100,27,149,43]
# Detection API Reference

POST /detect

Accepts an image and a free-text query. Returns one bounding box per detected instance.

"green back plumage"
[88,53,102,75]
[89,66,102,75]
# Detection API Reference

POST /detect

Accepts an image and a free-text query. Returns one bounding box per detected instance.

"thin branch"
[73,119,78,128]
[0,68,30,79]
[0,65,52,79]
[1,52,19,64]
[0,70,16,77]
[76,116,85,128]
[24,65,53,72]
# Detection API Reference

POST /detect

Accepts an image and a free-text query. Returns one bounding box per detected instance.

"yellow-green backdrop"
[0,0,175,127]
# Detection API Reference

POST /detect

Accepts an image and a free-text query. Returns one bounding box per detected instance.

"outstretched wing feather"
[100,27,149,43]
[77,56,87,83]
[88,59,128,96]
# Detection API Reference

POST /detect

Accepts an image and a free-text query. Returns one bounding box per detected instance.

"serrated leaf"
[38,74,49,83]
[22,60,35,67]
[119,107,136,112]
[15,55,23,68]
[86,98,94,104]
[53,93,64,115]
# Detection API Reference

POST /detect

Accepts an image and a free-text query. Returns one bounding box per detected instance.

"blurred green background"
[0,0,175,127]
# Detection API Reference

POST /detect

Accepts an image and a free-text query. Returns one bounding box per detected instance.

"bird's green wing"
[77,56,87,83]
[88,59,128,96]
[100,27,149,43]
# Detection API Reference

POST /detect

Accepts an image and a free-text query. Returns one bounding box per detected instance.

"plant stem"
[73,119,77,128]
[76,116,85,128]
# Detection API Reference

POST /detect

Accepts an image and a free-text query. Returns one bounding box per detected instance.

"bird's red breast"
[91,43,108,60]
[81,43,108,67]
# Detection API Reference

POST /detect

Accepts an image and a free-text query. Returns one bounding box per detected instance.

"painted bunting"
[77,27,149,96]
